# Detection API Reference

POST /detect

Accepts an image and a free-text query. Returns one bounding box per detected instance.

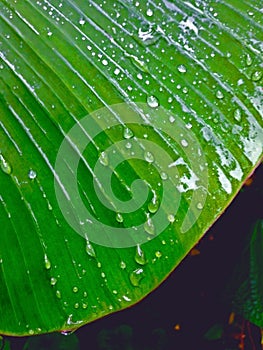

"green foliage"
[0,0,262,336]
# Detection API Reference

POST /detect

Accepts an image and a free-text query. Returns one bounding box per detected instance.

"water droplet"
[167,214,175,223]
[135,244,147,265]
[86,241,96,257]
[129,55,148,72]
[0,154,12,175]
[251,70,262,82]
[123,127,134,139]
[144,151,154,163]
[155,251,162,258]
[99,151,109,166]
[82,303,88,309]
[234,108,241,122]
[28,329,34,335]
[177,64,187,73]
[56,290,61,299]
[102,59,108,66]
[216,90,224,99]
[246,54,252,66]
[44,254,51,270]
[61,330,75,336]
[116,213,124,223]
[73,286,78,293]
[129,268,144,286]
[28,169,37,179]
[144,217,155,235]
[197,202,203,210]
[74,303,79,309]
[147,95,159,108]
[148,197,159,213]
[161,172,168,180]
[50,277,57,286]
[146,8,153,16]
[79,18,85,25]
[114,68,120,75]
[181,139,188,147]
[120,261,126,269]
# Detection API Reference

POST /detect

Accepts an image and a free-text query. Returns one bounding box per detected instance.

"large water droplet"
[44,254,51,270]
[28,169,37,179]
[116,213,124,223]
[144,216,155,235]
[216,90,224,99]
[50,277,57,286]
[0,154,12,175]
[99,151,109,166]
[177,64,187,73]
[251,70,262,82]
[155,251,162,258]
[148,196,159,213]
[246,54,252,66]
[144,151,155,163]
[146,8,153,17]
[147,95,159,108]
[135,244,147,265]
[129,268,144,286]
[123,127,134,139]
[86,240,96,257]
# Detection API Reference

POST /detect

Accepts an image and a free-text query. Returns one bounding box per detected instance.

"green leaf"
[0,0,262,335]
[232,220,263,327]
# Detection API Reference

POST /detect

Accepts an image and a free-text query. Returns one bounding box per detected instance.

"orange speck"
[228,312,235,325]
[190,248,200,256]
[174,324,181,331]
[244,177,253,186]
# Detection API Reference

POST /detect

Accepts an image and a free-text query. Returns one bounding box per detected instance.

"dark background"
[7,163,263,350]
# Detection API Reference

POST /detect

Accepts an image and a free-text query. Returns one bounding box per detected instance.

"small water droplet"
[116,213,124,223]
[123,127,134,139]
[167,214,175,223]
[73,286,78,293]
[114,68,120,75]
[144,217,155,235]
[79,18,85,25]
[99,151,109,166]
[0,154,12,175]
[234,108,241,122]
[161,172,168,180]
[197,202,203,210]
[50,277,57,286]
[146,8,153,16]
[182,87,188,94]
[246,53,252,66]
[216,90,224,99]
[181,139,188,147]
[28,329,34,335]
[28,169,37,179]
[102,59,108,66]
[74,303,79,309]
[129,268,144,286]
[251,70,262,82]
[177,64,187,73]
[86,241,96,257]
[82,303,88,309]
[144,151,155,163]
[61,330,75,336]
[135,244,147,265]
[147,95,159,108]
[120,261,126,269]
[155,251,162,258]
[148,197,159,213]
[44,254,51,270]
[56,290,61,299]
